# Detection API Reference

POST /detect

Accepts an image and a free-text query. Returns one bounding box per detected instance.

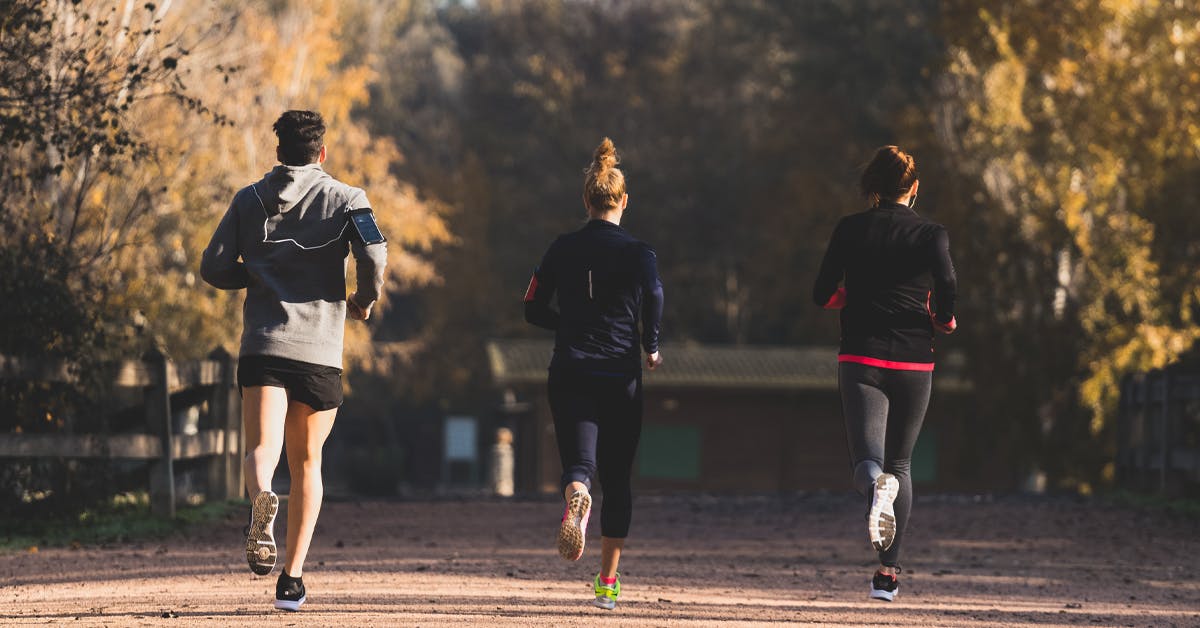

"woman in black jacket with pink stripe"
[813,145,957,602]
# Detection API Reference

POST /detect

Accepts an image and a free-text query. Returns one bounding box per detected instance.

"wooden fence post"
[1160,368,1171,495]
[1116,374,1130,488]
[208,347,243,501]
[1140,372,1151,490]
[144,348,175,518]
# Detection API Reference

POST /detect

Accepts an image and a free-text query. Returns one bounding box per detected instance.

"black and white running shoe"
[868,474,899,552]
[275,571,306,611]
[869,571,899,601]
[245,490,279,576]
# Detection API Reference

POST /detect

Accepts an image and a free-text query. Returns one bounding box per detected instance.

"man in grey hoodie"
[200,110,387,611]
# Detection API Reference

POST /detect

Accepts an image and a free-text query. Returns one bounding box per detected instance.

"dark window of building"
[638,423,701,480]
[912,428,937,484]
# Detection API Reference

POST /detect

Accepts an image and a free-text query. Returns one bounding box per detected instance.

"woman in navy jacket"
[524,137,664,610]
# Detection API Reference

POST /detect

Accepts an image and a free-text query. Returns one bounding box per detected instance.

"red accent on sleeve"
[928,290,955,333]
[823,287,847,310]
[523,275,539,302]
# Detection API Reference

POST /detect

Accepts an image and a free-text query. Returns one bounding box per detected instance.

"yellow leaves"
[1081,322,1200,434]
[88,185,105,209]
[1049,58,1081,94]
[952,1,1200,446]
[239,0,362,106]
[328,128,452,293]
[978,11,1030,134]
[513,49,584,114]
[604,50,628,80]
[1087,149,1122,196]
[1074,199,1197,435]
[1183,287,1200,325]
[1100,0,1140,17]
[25,1,451,362]
[981,58,1031,134]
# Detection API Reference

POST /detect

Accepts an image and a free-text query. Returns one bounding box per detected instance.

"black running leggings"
[839,361,932,568]
[548,368,643,539]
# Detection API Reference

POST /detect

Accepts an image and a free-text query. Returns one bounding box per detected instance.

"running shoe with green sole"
[593,573,620,610]
[557,490,592,561]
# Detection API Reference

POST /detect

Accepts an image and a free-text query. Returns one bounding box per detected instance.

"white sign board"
[444,416,477,462]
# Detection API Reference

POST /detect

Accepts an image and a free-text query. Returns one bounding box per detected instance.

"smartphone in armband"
[348,208,386,245]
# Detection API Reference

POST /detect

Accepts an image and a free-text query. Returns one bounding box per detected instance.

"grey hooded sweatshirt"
[200,164,388,368]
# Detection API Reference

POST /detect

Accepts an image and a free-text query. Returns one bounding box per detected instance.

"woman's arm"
[524,244,560,330]
[812,219,846,309]
[639,244,664,357]
[930,226,958,333]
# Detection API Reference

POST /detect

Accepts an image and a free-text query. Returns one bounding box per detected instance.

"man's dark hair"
[273,110,326,166]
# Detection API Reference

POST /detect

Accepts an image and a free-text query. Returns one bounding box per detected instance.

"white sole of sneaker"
[869,586,896,602]
[557,491,591,561]
[246,491,279,576]
[274,595,306,611]
[593,596,616,610]
[868,474,899,552]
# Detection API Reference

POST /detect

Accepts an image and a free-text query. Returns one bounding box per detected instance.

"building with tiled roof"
[487,340,975,495]
[488,339,970,391]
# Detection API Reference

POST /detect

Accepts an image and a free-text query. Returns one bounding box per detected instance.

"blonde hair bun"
[583,137,626,213]
[592,137,619,174]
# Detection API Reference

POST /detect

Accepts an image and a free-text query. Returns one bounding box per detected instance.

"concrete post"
[490,427,515,497]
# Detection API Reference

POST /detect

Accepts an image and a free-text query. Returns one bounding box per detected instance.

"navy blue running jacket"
[525,219,664,373]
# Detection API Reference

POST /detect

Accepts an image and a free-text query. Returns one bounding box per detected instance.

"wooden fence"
[1117,368,1200,495]
[0,348,243,517]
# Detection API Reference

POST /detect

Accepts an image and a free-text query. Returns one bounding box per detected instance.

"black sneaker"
[275,571,306,611]
[869,571,899,601]
[245,491,279,576]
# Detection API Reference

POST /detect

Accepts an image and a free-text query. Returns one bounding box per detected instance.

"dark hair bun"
[860,145,918,205]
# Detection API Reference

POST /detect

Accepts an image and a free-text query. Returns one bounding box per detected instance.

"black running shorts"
[237,355,343,411]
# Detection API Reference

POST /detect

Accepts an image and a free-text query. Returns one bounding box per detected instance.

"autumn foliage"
[3,0,1200,494]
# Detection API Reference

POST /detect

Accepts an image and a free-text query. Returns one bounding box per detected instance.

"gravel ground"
[1,494,1196,626]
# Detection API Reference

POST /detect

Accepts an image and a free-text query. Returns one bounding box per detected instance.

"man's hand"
[646,351,663,370]
[348,292,373,321]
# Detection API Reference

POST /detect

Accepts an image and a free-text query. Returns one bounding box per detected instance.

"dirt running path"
[1,495,1196,626]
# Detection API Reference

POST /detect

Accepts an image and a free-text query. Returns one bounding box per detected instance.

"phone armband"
[347,208,386,245]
